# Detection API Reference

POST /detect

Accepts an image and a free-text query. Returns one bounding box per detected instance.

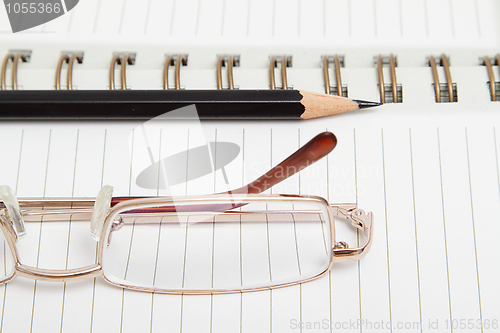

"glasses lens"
[0,232,15,282]
[101,196,332,292]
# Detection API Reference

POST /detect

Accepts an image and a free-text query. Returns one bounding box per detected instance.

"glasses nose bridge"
[10,204,102,283]
[0,205,103,284]
[5,197,104,283]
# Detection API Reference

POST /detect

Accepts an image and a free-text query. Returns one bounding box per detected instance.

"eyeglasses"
[0,132,373,294]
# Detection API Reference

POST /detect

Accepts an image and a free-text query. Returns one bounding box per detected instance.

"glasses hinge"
[333,205,371,236]
[331,205,374,262]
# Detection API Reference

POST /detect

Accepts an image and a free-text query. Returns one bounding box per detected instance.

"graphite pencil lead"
[352,99,383,109]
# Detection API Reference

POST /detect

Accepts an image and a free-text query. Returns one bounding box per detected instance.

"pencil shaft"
[0,90,307,119]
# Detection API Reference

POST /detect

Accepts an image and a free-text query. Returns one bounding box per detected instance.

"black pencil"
[0,90,380,119]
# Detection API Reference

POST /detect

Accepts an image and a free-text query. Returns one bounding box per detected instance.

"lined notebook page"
[1,0,499,50]
[0,109,499,333]
[0,0,500,332]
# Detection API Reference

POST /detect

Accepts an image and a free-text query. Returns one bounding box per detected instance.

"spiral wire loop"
[110,53,134,90]
[1,53,27,90]
[163,54,187,90]
[269,55,289,90]
[429,54,455,103]
[55,52,83,90]
[483,54,500,101]
[216,55,236,90]
[376,54,398,103]
[322,55,343,96]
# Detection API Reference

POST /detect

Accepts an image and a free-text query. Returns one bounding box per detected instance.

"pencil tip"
[353,100,383,109]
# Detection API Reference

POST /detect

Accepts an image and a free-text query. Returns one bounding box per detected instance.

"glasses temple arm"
[110,131,337,207]
[229,131,337,195]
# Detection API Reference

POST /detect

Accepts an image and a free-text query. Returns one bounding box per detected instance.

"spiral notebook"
[1,0,500,332]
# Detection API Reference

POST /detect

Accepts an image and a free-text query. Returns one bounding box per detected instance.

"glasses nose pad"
[90,185,114,242]
[0,185,26,239]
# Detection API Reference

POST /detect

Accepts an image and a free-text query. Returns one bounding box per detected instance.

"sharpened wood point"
[299,91,381,119]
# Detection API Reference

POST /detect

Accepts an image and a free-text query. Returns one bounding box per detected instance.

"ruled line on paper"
[144,0,153,34]
[353,127,363,327]
[269,129,273,331]
[449,0,456,37]
[67,6,75,33]
[423,0,429,37]
[296,130,302,333]
[195,0,202,36]
[29,130,52,333]
[245,0,251,37]
[380,128,394,330]
[398,0,403,36]
[348,0,352,36]
[436,128,455,327]
[59,129,81,329]
[118,128,135,333]
[240,130,245,296]
[297,0,301,37]
[93,0,103,33]
[118,0,128,34]
[221,0,226,36]
[326,125,332,329]
[271,0,276,37]
[89,129,108,333]
[179,128,189,331]
[170,0,177,35]
[408,128,424,332]
[465,128,485,332]
[495,127,500,206]
[210,221,216,291]
[295,131,302,277]
[15,130,25,198]
[474,0,481,37]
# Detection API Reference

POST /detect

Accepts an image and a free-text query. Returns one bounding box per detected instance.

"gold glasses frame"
[0,191,373,295]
